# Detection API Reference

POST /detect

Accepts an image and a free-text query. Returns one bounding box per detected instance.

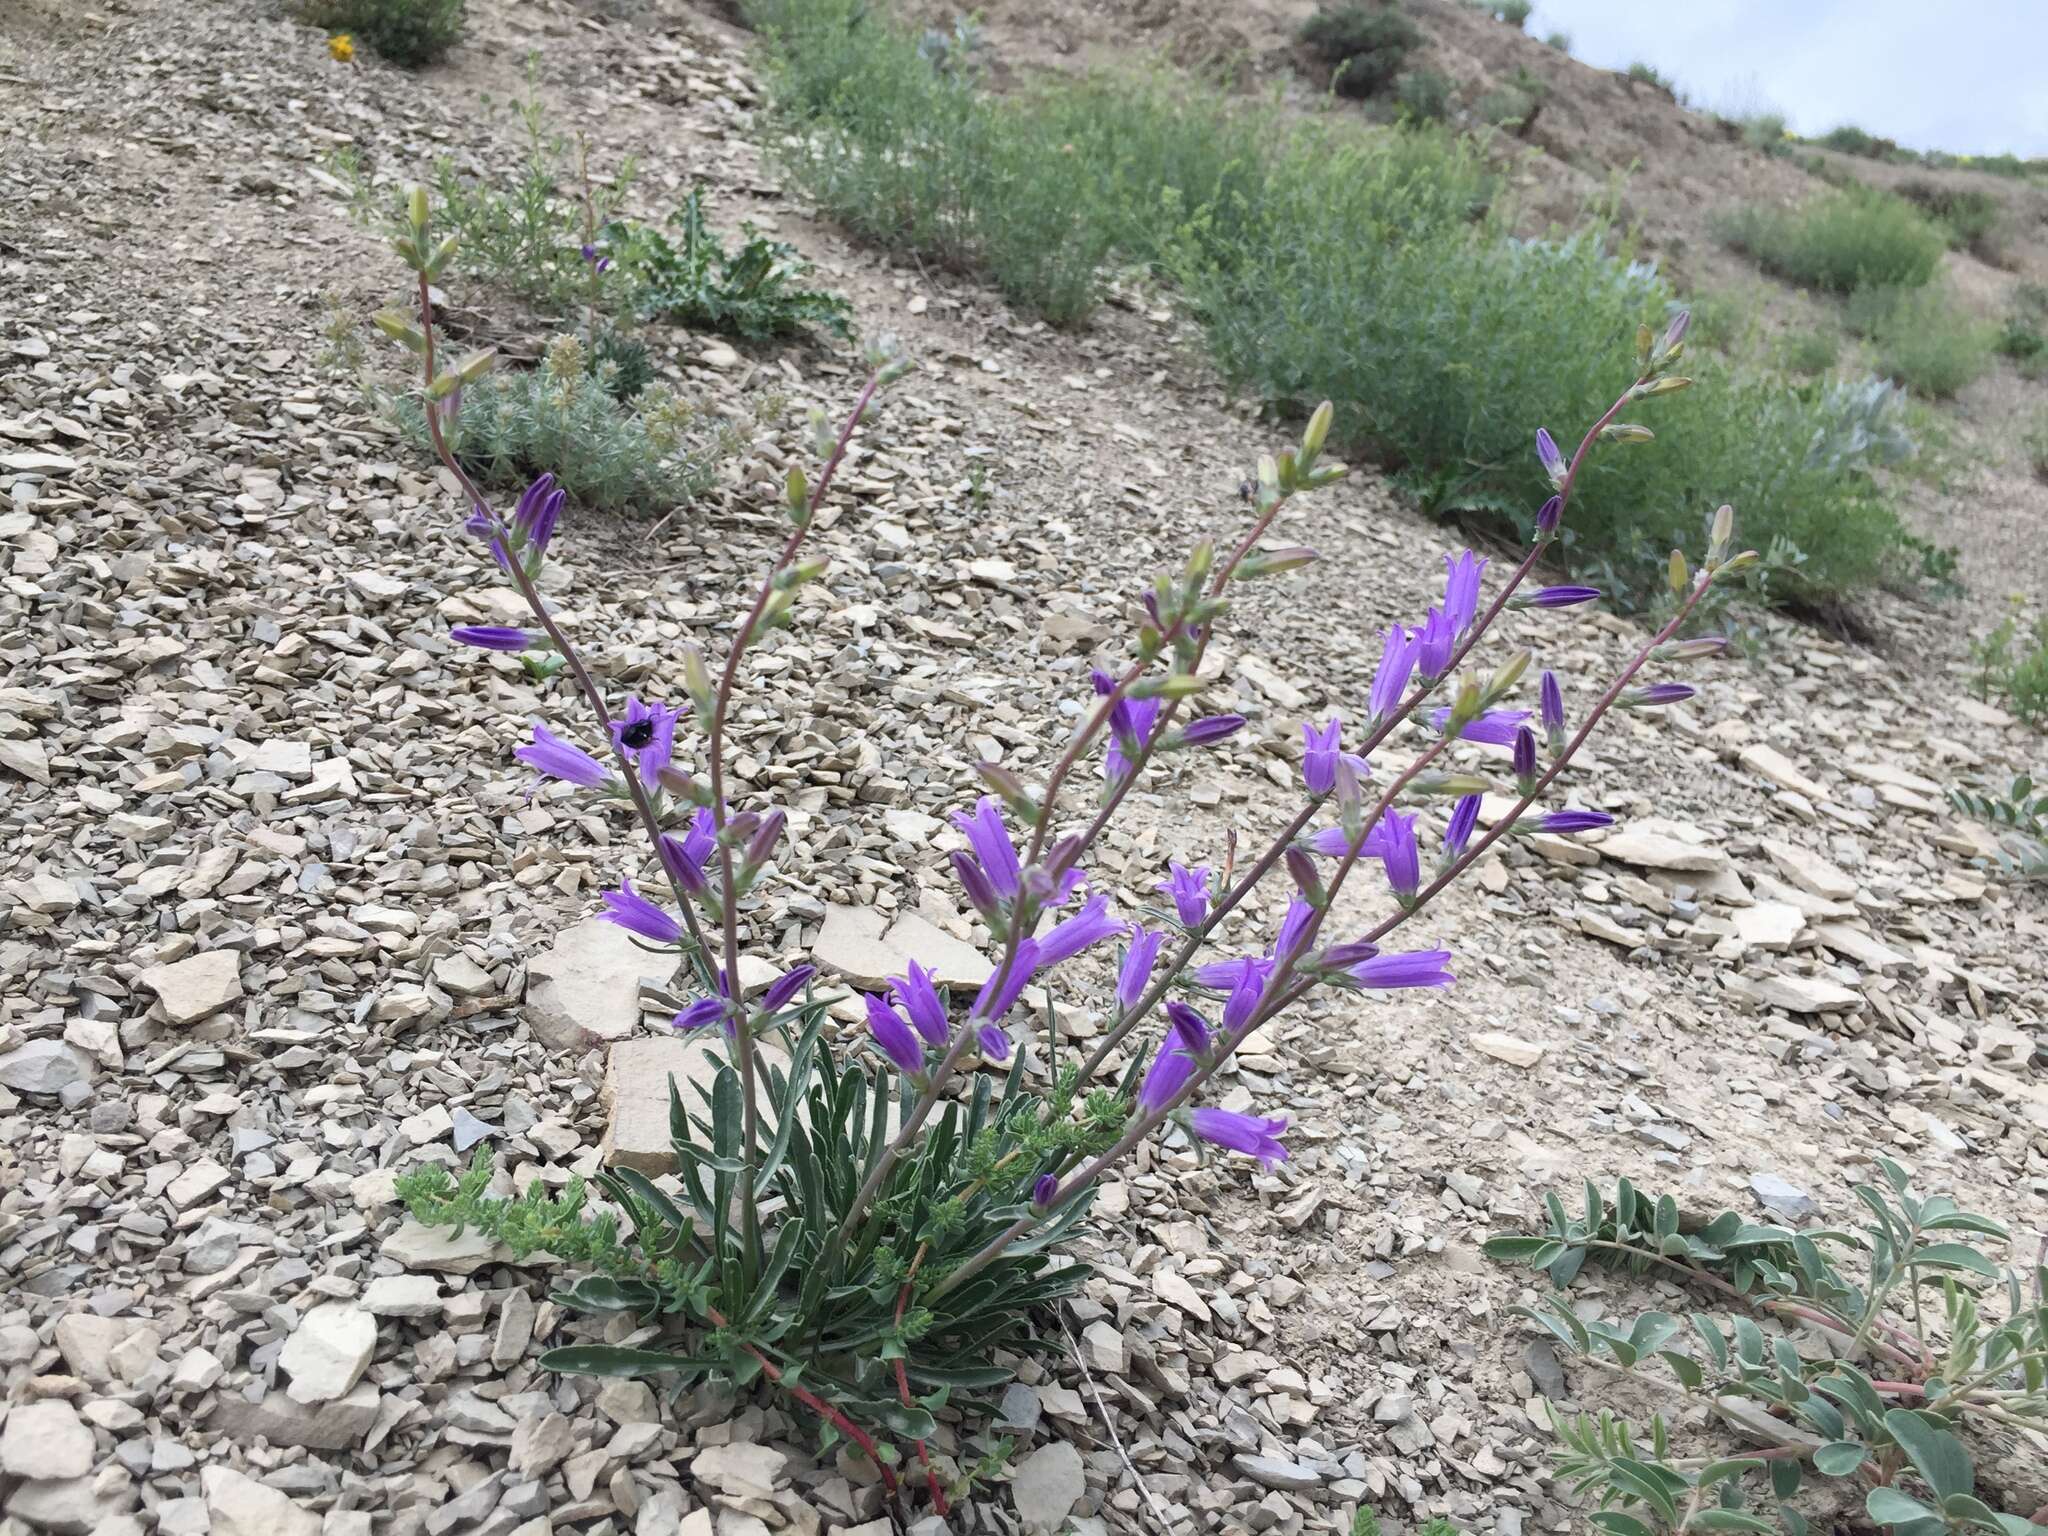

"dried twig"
[1062,1316,1176,1534]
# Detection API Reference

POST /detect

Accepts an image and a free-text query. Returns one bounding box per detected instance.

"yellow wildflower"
[328,33,355,62]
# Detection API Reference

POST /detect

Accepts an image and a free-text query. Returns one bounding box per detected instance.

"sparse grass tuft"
[1394,69,1453,123]
[1719,185,1946,293]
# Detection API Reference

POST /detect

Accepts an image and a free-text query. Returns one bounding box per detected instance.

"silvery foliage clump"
[1804,375,1915,474]
[1488,1163,2048,1536]
[377,186,1752,1506]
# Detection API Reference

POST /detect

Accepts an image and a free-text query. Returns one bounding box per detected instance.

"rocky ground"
[2,1,2045,1534]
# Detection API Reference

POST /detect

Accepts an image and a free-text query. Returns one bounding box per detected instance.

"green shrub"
[588,327,652,400]
[1778,326,1839,375]
[1486,0,1532,26]
[1850,286,1991,397]
[1819,123,1897,159]
[1170,203,1908,605]
[1394,68,1452,123]
[1973,603,2048,723]
[1623,61,1679,96]
[1895,179,2002,257]
[1719,185,1946,292]
[1542,29,1569,50]
[1298,5,1423,99]
[394,338,736,513]
[302,0,465,66]
[1997,282,2048,365]
[1740,111,1789,156]
[606,186,854,341]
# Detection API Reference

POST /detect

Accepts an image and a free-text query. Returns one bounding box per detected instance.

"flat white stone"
[278,1302,375,1405]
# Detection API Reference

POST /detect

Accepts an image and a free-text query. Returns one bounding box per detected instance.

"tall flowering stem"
[934,550,1734,1303]
[1072,371,1650,1086]
[833,414,1348,1245]
[705,370,881,1267]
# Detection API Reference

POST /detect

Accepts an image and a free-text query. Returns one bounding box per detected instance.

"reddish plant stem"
[702,1304,902,1497]
[892,1254,948,1516]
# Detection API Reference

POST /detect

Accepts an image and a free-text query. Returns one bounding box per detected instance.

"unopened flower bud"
[1284,847,1325,906]
[1623,682,1697,708]
[1130,672,1203,701]
[1662,308,1691,355]
[1301,400,1333,463]
[1445,675,1482,735]
[1185,538,1215,589]
[1031,1174,1059,1210]
[455,348,496,383]
[1668,550,1690,595]
[1486,649,1531,703]
[425,233,461,278]
[1539,670,1566,755]
[1636,375,1692,398]
[807,407,836,460]
[1407,771,1492,797]
[1512,726,1538,794]
[681,646,714,717]
[785,466,810,525]
[1237,545,1318,580]
[1535,494,1563,538]
[1707,502,1735,565]
[1177,714,1246,749]
[407,183,430,236]
[1660,634,1729,661]
[742,809,786,872]
[975,762,1038,822]
[1600,423,1655,444]
[1535,428,1566,487]
[1511,585,1601,610]
[372,309,428,354]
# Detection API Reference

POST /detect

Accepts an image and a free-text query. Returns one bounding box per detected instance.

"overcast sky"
[1525,1,2048,158]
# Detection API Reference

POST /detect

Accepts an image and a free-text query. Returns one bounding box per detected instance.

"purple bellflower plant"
[383,189,1747,1507]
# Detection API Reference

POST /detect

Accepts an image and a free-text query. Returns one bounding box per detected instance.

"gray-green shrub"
[394,338,735,513]
[1719,185,1946,292]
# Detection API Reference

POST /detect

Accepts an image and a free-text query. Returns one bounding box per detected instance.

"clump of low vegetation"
[1542,29,1570,50]
[1846,285,1992,398]
[1475,67,1547,133]
[1895,179,2003,261]
[336,86,850,344]
[744,0,1921,611]
[1477,0,1530,26]
[392,336,741,513]
[1490,1163,2048,1536]
[1739,111,1790,156]
[1720,185,1947,293]
[1623,60,1681,98]
[1997,284,2048,374]
[1394,68,1452,123]
[1778,326,1839,376]
[1298,3,1424,99]
[605,185,854,340]
[2025,409,2048,479]
[302,0,465,66]
[1818,122,1898,159]
[1972,599,2048,724]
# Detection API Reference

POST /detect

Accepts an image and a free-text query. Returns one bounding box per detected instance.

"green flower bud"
[1301,400,1333,463]
[407,184,430,236]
